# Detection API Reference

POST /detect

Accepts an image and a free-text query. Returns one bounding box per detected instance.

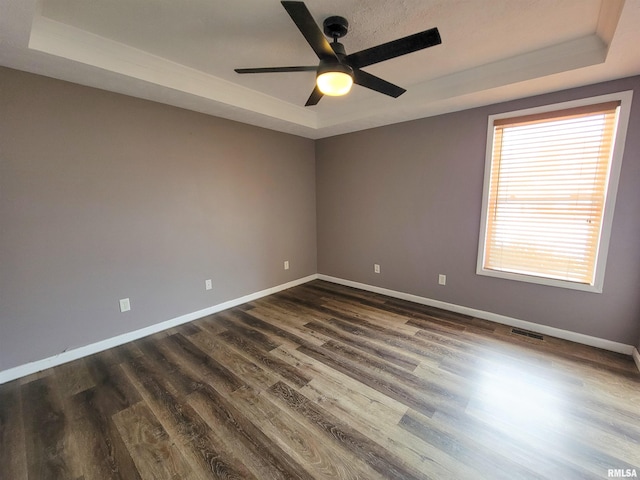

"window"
[477,91,632,292]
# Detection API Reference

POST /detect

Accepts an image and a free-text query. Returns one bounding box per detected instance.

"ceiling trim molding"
[316,35,608,131]
[596,0,625,47]
[29,15,319,129]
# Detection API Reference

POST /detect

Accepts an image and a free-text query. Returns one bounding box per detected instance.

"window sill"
[476,267,603,293]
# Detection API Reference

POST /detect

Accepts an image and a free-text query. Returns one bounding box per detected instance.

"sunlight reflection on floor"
[473,359,566,433]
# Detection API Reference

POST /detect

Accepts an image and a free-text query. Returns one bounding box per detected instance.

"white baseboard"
[633,348,640,373]
[317,274,635,356]
[0,274,318,385]
[3,272,635,384]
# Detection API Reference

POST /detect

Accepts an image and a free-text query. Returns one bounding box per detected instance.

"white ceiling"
[1,0,639,139]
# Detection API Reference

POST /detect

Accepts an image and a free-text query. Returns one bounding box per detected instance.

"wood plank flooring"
[1,280,639,479]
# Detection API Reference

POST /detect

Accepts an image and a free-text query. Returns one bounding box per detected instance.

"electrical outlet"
[374,264,381,274]
[438,274,447,286]
[205,279,212,290]
[119,298,131,312]
[284,260,290,270]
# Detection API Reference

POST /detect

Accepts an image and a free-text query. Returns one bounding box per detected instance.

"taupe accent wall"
[0,67,317,371]
[316,76,640,345]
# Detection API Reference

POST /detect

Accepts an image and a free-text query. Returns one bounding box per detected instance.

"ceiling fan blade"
[347,27,441,69]
[305,85,324,106]
[353,69,406,98]
[281,1,338,60]
[235,66,317,74]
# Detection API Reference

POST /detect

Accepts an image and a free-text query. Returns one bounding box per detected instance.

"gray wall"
[316,76,640,345]
[2,66,639,374]
[0,67,317,371]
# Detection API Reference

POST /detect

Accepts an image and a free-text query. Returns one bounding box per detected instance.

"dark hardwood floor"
[1,280,639,479]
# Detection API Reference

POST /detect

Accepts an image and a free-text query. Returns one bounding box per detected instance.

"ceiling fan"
[235,1,442,106]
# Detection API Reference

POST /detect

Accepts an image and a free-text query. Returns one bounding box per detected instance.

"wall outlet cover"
[119,298,131,312]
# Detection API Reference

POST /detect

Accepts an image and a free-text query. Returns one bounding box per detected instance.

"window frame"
[476,91,633,293]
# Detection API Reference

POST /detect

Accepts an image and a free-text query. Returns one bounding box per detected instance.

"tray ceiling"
[1,0,639,138]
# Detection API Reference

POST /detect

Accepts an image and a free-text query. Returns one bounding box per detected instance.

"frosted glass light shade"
[317,71,353,96]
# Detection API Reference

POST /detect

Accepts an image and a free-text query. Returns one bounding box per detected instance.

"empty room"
[1,0,640,479]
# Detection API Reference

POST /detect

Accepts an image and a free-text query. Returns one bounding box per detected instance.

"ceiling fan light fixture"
[235,2,441,106]
[316,63,353,96]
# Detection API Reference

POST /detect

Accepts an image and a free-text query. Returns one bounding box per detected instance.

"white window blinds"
[482,101,621,285]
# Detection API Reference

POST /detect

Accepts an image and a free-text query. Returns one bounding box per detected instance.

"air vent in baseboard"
[511,328,544,340]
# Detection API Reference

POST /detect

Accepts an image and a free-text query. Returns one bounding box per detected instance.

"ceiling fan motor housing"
[329,41,347,61]
[317,58,353,77]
